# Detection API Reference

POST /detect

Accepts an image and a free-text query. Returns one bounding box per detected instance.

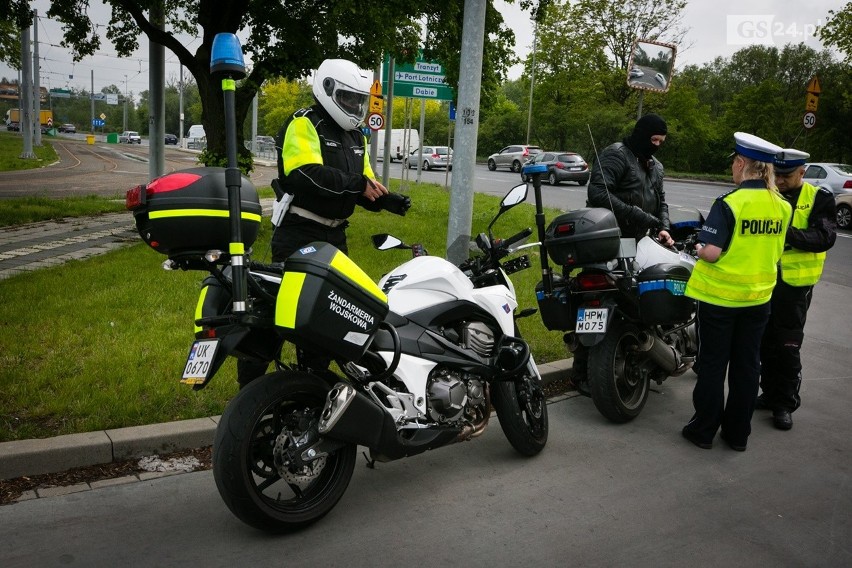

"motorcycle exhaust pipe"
[318,382,464,463]
[318,382,394,449]
[635,332,693,376]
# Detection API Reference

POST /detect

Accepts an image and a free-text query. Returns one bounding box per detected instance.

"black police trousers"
[759,279,812,413]
[684,300,771,447]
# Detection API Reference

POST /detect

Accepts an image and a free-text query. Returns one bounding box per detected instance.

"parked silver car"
[119,130,141,144]
[803,163,852,196]
[487,144,542,173]
[836,194,852,230]
[404,146,453,170]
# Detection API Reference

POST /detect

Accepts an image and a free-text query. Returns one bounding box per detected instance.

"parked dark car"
[59,123,76,133]
[520,151,590,186]
[164,133,178,145]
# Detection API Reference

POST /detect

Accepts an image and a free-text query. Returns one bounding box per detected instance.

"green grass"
[0,182,568,442]
[0,196,128,227]
[0,131,59,172]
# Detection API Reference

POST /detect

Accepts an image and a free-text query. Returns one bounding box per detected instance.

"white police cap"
[730,132,783,163]
[774,148,810,174]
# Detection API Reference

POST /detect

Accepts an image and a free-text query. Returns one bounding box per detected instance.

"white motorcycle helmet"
[313,59,371,130]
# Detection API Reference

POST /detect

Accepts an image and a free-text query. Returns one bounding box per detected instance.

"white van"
[186,124,206,149]
[374,128,420,162]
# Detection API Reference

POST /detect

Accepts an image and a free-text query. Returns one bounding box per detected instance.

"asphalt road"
[2,298,850,566]
[0,137,279,199]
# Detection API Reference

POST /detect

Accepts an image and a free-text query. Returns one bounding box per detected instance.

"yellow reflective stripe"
[229,242,245,255]
[330,251,387,303]
[276,272,306,329]
[221,78,236,91]
[781,250,825,286]
[686,274,775,304]
[362,133,377,179]
[780,183,826,286]
[194,286,209,333]
[148,209,262,223]
[282,117,323,175]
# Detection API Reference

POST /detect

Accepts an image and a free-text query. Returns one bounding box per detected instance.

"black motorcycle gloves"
[380,193,412,216]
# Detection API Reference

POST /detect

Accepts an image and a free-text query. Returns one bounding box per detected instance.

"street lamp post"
[526,22,537,145]
[123,75,128,132]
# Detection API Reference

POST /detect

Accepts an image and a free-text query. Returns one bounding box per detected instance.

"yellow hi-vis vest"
[780,182,826,287]
[686,186,791,307]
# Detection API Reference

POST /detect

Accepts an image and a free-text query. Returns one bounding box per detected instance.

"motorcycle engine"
[426,367,486,423]
[462,321,495,357]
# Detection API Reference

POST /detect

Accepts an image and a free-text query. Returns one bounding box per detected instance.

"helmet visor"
[333,84,369,124]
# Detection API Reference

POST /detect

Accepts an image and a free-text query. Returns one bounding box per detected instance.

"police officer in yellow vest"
[682,133,792,451]
[757,148,836,430]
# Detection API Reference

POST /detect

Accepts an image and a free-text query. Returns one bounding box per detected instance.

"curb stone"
[0,360,574,482]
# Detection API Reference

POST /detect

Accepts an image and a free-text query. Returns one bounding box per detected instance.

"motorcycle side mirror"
[501,184,528,210]
[372,233,409,251]
[488,184,529,238]
[626,39,677,93]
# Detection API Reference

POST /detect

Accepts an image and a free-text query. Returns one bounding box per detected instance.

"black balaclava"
[624,113,667,160]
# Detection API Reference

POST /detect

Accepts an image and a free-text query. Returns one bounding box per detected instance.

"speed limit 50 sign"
[803,111,817,129]
[367,112,384,131]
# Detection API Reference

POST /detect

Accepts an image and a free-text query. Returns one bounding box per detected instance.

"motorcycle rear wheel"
[588,320,650,423]
[213,371,357,532]
[491,357,549,456]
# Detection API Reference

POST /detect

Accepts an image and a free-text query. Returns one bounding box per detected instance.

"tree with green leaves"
[2,0,524,171]
[818,2,852,64]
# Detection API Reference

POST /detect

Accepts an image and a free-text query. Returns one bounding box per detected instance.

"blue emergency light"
[210,33,246,79]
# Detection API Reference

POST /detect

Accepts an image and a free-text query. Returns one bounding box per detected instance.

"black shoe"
[773,409,793,430]
[682,426,712,450]
[720,431,747,452]
[754,394,770,410]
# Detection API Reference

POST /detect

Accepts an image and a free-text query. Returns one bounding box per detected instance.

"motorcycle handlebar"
[248,261,285,275]
[500,227,533,250]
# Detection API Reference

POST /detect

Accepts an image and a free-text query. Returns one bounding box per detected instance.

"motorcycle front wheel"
[491,355,549,456]
[588,319,650,423]
[213,371,357,533]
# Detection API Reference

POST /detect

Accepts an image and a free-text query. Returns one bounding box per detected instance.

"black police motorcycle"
[525,164,703,422]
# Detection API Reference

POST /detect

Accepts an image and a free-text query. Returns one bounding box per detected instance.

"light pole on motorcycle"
[523,163,552,296]
[210,33,248,313]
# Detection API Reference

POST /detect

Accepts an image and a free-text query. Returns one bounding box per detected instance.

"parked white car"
[119,130,141,144]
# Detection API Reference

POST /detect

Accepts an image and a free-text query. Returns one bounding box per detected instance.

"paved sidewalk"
[0,212,138,280]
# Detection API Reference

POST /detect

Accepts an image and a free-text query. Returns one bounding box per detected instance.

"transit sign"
[382,55,454,101]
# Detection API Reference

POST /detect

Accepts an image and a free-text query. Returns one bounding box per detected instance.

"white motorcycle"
[191,183,546,532]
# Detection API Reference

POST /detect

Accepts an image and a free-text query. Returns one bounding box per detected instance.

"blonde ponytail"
[740,156,775,189]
